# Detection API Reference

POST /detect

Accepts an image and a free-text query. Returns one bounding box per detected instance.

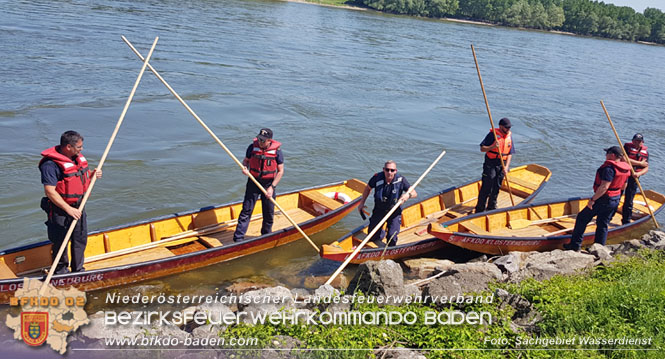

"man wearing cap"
[233,128,284,242]
[358,160,417,247]
[475,117,515,213]
[564,146,631,250]
[621,133,649,224]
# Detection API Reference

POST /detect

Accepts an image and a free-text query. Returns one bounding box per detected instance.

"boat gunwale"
[0,179,362,283]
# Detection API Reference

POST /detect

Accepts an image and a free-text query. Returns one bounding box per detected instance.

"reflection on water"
[1,0,664,307]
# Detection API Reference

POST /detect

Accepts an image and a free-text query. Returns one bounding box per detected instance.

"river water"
[1,0,664,304]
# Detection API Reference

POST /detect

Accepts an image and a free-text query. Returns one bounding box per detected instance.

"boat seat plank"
[300,191,343,210]
[508,177,540,191]
[199,236,224,247]
[0,258,17,279]
[86,247,175,270]
[460,222,492,236]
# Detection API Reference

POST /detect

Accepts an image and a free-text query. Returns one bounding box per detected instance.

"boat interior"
[336,164,551,250]
[433,190,664,238]
[0,179,367,280]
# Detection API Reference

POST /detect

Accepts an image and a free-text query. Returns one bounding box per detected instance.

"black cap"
[604,146,623,157]
[257,128,273,141]
[632,133,644,141]
[499,118,512,128]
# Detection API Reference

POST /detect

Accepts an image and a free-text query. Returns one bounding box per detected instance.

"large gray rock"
[422,262,502,300]
[509,250,595,282]
[612,239,647,256]
[402,258,454,279]
[493,252,530,275]
[642,230,665,249]
[588,243,613,261]
[347,260,406,305]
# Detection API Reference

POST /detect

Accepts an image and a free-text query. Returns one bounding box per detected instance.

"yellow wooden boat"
[0,179,366,303]
[321,164,551,263]
[428,190,665,255]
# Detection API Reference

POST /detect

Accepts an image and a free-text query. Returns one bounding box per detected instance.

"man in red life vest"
[621,133,649,224]
[233,128,284,242]
[564,146,631,250]
[475,117,514,213]
[39,131,102,274]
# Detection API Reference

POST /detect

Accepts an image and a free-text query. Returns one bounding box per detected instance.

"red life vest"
[248,139,281,180]
[39,146,90,206]
[485,128,513,160]
[624,142,648,169]
[593,160,631,197]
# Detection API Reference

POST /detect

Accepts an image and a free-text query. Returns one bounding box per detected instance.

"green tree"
[428,0,459,17]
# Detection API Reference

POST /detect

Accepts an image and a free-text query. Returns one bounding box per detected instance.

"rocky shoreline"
[4,230,664,358]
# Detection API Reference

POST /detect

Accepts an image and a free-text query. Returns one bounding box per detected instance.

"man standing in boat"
[475,117,514,213]
[39,130,102,274]
[564,146,631,251]
[621,133,649,225]
[358,161,417,247]
[233,128,284,242]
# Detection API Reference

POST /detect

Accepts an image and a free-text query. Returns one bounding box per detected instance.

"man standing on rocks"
[564,147,631,251]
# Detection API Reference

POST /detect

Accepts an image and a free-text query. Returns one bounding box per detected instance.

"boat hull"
[0,180,363,304]
[428,191,664,255]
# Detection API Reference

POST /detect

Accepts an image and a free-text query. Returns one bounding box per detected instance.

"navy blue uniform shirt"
[368,172,411,212]
[40,160,63,186]
[597,165,615,183]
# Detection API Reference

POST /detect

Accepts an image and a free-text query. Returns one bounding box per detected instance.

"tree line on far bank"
[356,0,665,44]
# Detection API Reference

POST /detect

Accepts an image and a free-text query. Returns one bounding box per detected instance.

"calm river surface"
[1,0,664,305]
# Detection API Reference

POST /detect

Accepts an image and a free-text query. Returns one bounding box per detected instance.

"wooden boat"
[320,164,551,263]
[427,190,665,255]
[0,179,366,303]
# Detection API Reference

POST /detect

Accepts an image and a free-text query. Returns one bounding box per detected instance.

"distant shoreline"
[281,0,661,46]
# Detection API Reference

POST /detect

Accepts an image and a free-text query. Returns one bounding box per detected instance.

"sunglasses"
[383,168,396,173]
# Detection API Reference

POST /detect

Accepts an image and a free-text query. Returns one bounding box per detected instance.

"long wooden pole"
[325,150,446,286]
[600,100,659,228]
[40,37,160,294]
[471,44,515,207]
[121,36,319,253]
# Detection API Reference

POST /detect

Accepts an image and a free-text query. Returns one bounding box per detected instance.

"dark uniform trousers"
[475,160,505,213]
[233,179,275,242]
[368,208,402,246]
[621,176,639,224]
[568,195,619,249]
[47,208,87,273]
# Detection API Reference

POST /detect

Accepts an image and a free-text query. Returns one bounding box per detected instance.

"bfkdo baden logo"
[6,278,89,354]
[20,312,49,346]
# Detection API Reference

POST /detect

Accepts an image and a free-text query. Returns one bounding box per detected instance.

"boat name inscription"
[353,241,439,260]
[449,235,540,246]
